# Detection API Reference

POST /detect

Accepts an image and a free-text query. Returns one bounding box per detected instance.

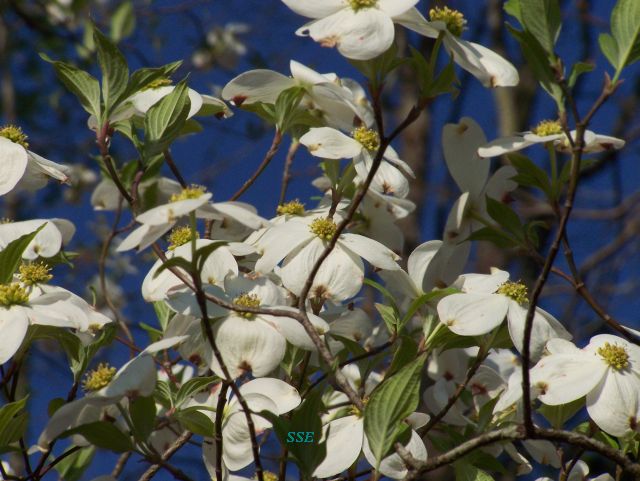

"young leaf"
[610,0,640,69]
[130,396,157,442]
[520,0,561,55]
[485,196,524,240]
[63,421,133,453]
[0,398,28,447]
[94,26,129,116]
[110,1,136,43]
[40,54,101,118]
[144,79,191,156]
[125,61,182,99]
[364,353,426,466]
[55,446,95,481]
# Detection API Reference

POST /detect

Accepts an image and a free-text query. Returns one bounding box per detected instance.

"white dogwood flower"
[300,125,415,198]
[282,0,419,60]
[222,60,361,130]
[437,268,571,360]
[167,274,329,378]
[315,366,428,478]
[37,337,186,449]
[255,213,400,301]
[202,378,301,473]
[396,7,519,87]
[532,335,640,437]
[0,219,75,260]
[0,126,70,196]
[478,119,626,157]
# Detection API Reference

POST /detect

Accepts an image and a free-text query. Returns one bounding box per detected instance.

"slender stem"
[278,139,300,206]
[214,383,229,481]
[230,129,282,201]
[164,150,188,188]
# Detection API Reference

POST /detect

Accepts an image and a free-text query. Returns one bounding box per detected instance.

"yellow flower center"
[168,226,199,250]
[352,126,380,151]
[233,293,261,319]
[310,218,337,240]
[169,185,207,203]
[276,200,305,216]
[141,77,173,91]
[597,342,629,370]
[18,262,53,286]
[532,120,563,137]
[0,283,29,307]
[429,6,466,37]
[348,0,377,12]
[82,363,116,392]
[263,473,278,481]
[496,281,528,305]
[0,125,29,148]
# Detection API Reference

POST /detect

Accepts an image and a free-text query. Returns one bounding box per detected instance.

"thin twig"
[230,129,282,201]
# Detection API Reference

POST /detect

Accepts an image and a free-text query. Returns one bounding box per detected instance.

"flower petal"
[208,316,286,378]
[300,127,362,159]
[442,36,519,87]
[442,117,490,197]
[437,292,509,336]
[478,136,536,157]
[313,415,363,477]
[297,9,395,61]
[0,137,28,196]
[221,70,296,106]
[0,308,29,364]
[339,233,400,270]
[586,369,640,436]
[239,378,301,415]
[377,0,420,17]
[281,0,344,19]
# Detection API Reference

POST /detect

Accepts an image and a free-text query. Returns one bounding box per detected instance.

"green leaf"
[375,303,399,335]
[364,354,426,466]
[143,79,191,156]
[130,396,157,442]
[30,325,82,365]
[520,0,561,54]
[599,33,620,69]
[506,25,564,109]
[454,462,495,481]
[504,0,523,24]
[40,54,101,118]
[48,398,65,417]
[110,1,136,42]
[386,336,418,377]
[568,61,594,88]
[176,409,215,437]
[350,43,406,90]
[94,26,129,116]
[0,398,28,447]
[55,446,95,481]
[62,421,133,453]
[610,0,640,69]
[175,376,218,408]
[153,301,174,331]
[485,196,524,240]
[124,61,182,99]
[0,223,46,283]
[274,86,305,132]
[508,152,553,199]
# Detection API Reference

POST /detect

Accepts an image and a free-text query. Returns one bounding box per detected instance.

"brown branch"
[138,431,193,481]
